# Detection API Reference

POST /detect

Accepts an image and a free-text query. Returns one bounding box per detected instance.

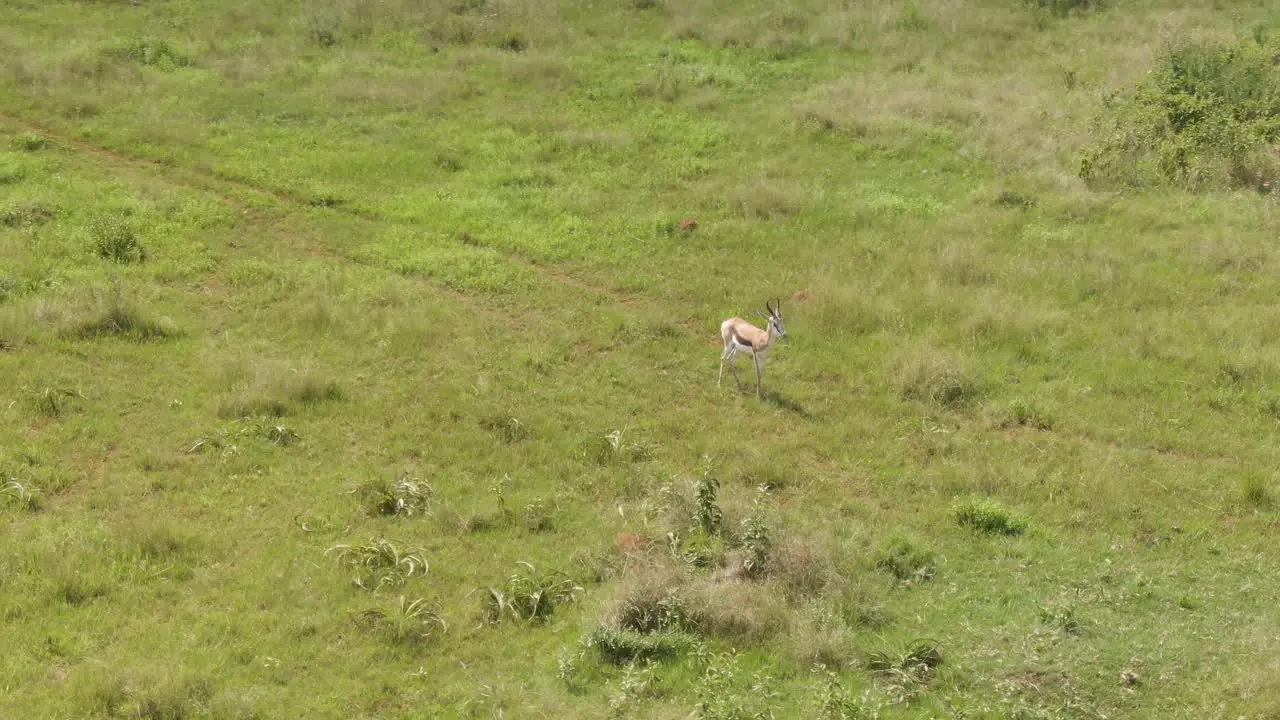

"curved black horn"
[765,299,775,314]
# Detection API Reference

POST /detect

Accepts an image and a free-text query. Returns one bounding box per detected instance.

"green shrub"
[90,216,146,264]
[1080,34,1280,190]
[953,498,1028,536]
[874,533,936,582]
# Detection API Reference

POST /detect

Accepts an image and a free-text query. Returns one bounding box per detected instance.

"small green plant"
[874,533,936,583]
[586,426,652,465]
[1,480,43,511]
[737,491,773,579]
[953,498,1028,536]
[695,650,781,720]
[811,665,880,720]
[1002,399,1054,431]
[189,416,301,452]
[1037,603,1082,635]
[90,216,146,264]
[353,474,434,517]
[474,561,583,625]
[694,474,723,535]
[112,37,191,69]
[522,499,553,533]
[13,132,49,151]
[325,539,429,591]
[356,595,447,646]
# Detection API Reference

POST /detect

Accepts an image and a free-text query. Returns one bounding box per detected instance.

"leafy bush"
[90,216,146,264]
[953,498,1028,536]
[1081,34,1280,190]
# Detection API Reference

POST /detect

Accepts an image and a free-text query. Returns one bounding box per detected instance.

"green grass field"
[3,1,1280,717]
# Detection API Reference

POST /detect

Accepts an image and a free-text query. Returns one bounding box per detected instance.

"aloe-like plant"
[2,480,43,511]
[357,595,447,646]
[326,539,429,591]
[352,474,434,517]
[474,561,583,625]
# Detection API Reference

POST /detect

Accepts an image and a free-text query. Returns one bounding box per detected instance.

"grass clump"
[356,595,447,647]
[24,386,85,419]
[1,480,43,512]
[216,373,342,419]
[110,37,191,70]
[1240,471,1272,509]
[1081,34,1280,191]
[325,539,428,592]
[352,474,434,517]
[474,561,583,625]
[895,350,982,408]
[90,216,146,264]
[866,640,943,701]
[874,533,937,583]
[953,498,1028,536]
[583,626,697,666]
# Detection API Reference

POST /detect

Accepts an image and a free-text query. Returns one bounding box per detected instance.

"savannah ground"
[2,0,1280,717]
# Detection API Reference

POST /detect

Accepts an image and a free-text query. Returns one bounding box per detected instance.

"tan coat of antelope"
[718,299,788,397]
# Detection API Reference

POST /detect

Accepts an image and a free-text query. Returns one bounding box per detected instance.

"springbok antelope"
[718,299,788,397]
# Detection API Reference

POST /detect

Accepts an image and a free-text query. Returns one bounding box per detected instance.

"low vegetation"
[2,0,1279,716]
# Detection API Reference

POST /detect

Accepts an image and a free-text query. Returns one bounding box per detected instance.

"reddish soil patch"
[677,218,698,233]
[615,532,649,554]
[791,289,813,303]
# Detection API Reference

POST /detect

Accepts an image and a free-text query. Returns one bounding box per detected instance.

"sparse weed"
[357,595,447,646]
[953,498,1028,536]
[1037,603,1082,635]
[874,533,937,583]
[326,539,429,591]
[353,474,434,517]
[474,562,583,625]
